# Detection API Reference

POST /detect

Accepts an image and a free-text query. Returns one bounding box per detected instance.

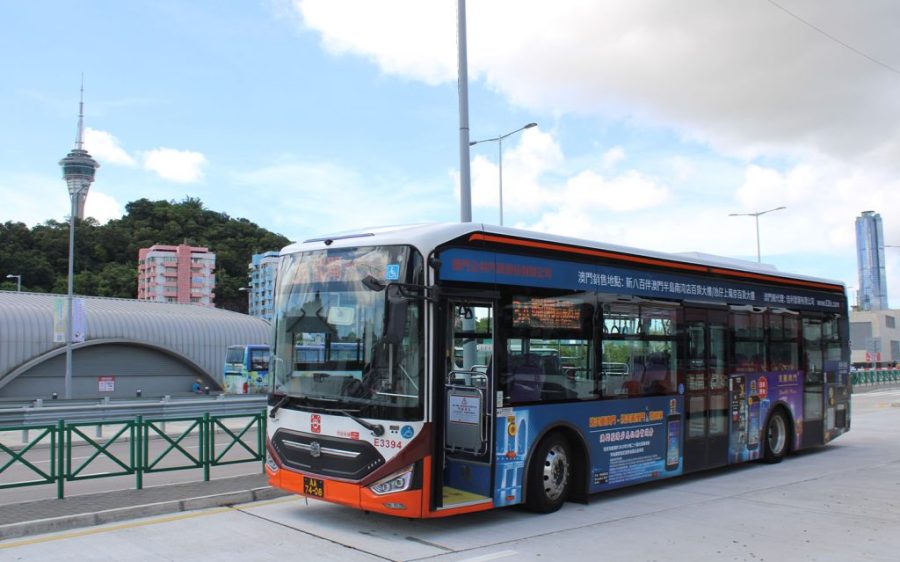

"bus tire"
[763,408,789,464]
[525,432,572,513]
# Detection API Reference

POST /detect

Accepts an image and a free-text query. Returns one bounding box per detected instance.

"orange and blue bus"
[265,224,850,517]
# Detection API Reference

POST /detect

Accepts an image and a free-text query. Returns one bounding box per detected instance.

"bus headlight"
[265,449,279,472]
[369,465,414,496]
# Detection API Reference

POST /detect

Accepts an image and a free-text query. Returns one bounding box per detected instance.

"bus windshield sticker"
[385,264,400,280]
[326,306,356,326]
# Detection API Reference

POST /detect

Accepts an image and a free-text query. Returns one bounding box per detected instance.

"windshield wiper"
[269,394,291,418]
[325,408,385,436]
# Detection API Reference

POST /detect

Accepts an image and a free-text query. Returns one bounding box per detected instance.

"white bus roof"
[281,223,844,290]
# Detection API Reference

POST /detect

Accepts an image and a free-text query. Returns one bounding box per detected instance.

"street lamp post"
[728,206,787,263]
[5,274,21,292]
[238,286,252,316]
[59,82,99,399]
[470,123,537,226]
[457,0,472,223]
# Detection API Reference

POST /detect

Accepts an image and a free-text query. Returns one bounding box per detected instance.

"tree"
[5,198,291,313]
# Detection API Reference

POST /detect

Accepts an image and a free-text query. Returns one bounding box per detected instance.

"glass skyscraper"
[855,211,888,311]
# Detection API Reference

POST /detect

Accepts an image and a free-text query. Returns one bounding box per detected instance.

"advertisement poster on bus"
[585,396,683,492]
[439,248,842,313]
[494,410,529,506]
[729,371,804,463]
[494,396,684,506]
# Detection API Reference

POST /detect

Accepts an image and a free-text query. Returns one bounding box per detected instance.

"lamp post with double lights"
[728,206,787,263]
[5,274,21,292]
[470,123,537,226]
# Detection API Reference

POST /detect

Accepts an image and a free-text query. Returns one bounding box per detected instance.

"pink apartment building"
[137,244,216,307]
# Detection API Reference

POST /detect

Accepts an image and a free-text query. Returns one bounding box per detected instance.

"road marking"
[0,506,233,550]
[456,550,518,562]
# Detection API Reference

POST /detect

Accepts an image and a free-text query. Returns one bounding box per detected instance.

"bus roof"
[281,223,845,292]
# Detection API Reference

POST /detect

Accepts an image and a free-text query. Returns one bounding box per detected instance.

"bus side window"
[601,303,678,398]
[503,293,595,404]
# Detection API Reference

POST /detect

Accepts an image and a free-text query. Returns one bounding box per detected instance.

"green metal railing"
[0,410,265,499]
[851,369,900,387]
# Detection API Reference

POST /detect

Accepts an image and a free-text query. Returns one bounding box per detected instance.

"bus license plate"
[303,477,325,498]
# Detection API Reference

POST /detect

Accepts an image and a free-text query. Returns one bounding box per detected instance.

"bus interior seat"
[622,380,642,397]
[541,355,560,376]
[642,352,673,395]
[510,353,544,402]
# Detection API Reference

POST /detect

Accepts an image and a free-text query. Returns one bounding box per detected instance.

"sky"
[2,0,900,307]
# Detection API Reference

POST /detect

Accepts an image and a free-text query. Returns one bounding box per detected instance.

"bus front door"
[436,299,495,511]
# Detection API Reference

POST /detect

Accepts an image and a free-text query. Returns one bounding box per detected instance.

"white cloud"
[1,174,70,225]
[0,174,122,226]
[472,127,668,214]
[601,147,625,169]
[77,128,208,187]
[142,148,207,183]
[297,0,456,85]
[83,191,123,224]
[84,128,136,166]
[291,0,900,305]
[294,0,900,172]
[565,170,670,213]
[470,128,562,214]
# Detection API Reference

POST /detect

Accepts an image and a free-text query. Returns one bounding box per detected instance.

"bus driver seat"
[510,353,544,402]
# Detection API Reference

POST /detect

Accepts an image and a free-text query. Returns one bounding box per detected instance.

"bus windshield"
[270,245,424,421]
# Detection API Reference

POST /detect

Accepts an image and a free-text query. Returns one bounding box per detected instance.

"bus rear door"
[683,308,729,472]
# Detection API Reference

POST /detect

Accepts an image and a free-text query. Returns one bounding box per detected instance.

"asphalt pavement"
[0,473,285,541]
[2,383,898,547]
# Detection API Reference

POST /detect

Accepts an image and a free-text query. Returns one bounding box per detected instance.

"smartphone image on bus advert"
[747,396,760,450]
[666,414,681,471]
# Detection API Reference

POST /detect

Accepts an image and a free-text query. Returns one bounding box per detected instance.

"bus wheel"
[526,432,571,513]
[763,408,789,463]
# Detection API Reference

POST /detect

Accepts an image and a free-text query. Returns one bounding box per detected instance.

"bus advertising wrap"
[729,370,805,462]
[439,248,842,312]
[494,395,684,506]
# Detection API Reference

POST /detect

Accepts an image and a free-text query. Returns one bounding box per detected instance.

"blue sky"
[3,1,900,307]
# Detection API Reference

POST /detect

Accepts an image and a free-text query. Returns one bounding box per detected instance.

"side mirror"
[383,284,408,344]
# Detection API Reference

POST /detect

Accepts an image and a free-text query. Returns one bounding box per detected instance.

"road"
[2,390,900,561]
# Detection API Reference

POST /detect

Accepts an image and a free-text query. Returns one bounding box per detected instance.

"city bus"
[224,344,270,394]
[265,223,850,518]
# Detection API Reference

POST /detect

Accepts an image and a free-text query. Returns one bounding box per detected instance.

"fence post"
[136,415,143,491]
[203,412,211,482]
[260,409,267,474]
[56,419,65,500]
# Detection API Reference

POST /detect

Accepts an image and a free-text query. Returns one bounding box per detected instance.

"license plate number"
[303,477,325,498]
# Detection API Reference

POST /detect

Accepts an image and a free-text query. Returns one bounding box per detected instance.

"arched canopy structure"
[0,292,270,399]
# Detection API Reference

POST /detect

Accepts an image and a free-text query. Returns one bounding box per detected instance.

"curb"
[0,486,289,542]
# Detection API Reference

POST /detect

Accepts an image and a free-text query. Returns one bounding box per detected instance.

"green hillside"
[0,198,291,313]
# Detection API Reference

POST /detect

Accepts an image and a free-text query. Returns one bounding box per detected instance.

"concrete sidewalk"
[0,473,287,541]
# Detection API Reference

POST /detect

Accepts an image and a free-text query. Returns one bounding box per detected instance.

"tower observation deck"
[58,83,99,220]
